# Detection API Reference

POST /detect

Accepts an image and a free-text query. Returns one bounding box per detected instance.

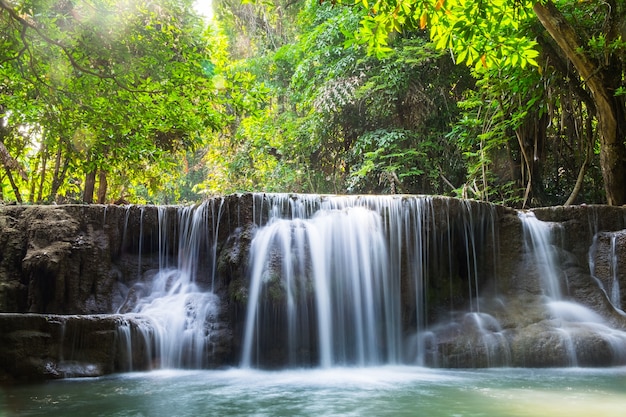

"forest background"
[1,0,624,207]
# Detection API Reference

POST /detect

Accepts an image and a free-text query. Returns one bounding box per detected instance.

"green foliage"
[1,0,617,206]
[195,0,472,196]
[342,0,626,206]
[0,0,226,203]
[346,0,539,69]
[345,33,471,194]
[447,49,607,207]
[348,129,426,192]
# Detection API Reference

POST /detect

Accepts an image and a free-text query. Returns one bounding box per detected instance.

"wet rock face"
[532,205,626,262]
[0,205,156,314]
[22,208,82,313]
[0,199,248,383]
[507,320,618,367]
[0,314,123,384]
[0,208,28,312]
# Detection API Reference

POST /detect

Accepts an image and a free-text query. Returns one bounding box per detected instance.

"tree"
[0,0,225,203]
[532,1,626,206]
[350,0,626,205]
[213,0,303,58]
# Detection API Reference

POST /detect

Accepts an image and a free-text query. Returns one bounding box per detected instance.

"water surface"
[3,366,626,416]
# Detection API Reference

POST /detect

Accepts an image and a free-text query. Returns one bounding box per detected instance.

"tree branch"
[0,140,27,181]
[533,1,609,105]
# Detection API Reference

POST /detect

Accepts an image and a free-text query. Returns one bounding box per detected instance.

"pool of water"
[2,366,626,416]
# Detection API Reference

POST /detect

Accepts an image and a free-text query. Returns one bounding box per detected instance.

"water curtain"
[241,194,497,367]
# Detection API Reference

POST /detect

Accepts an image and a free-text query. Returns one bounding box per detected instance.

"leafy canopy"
[346,0,539,69]
[0,0,228,202]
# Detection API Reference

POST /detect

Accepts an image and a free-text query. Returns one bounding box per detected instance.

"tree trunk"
[97,170,107,204]
[5,169,22,202]
[29,149,42,203]
[564,114,594,205]
[83,170,96,203]
[36,151,48,203]
[533,1,626,205]
[0,140,25,202]
[32,139,48,203]
[595,95,626,206]
[50,145,63,200]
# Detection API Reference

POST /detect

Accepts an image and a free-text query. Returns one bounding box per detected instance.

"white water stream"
[519,211,626,365]
[589,231,623,311]
[116,195,626,371]
[241,194,497,367]
[118,199,225,369]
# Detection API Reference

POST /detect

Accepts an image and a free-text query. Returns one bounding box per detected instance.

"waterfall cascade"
[520,211,626,366]
[241,194,499,367]
[6,196,626,383]
[117,199,225,369]
[590,231,624,311]
[113,194,626,371]
[609,235,622,310]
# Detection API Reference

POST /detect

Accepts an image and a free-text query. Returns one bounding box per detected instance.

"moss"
[229,279,249,303]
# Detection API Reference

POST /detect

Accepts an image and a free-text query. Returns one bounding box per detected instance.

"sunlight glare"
[194,0,213,20]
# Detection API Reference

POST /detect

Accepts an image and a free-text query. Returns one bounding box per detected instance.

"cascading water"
[241,194,499,368]
[10,192,626,401]
[519,211,564,299]
[114,195,625,371]
[118,199,225,369]
[519,211,626,365]
[242,205,391,367]
[590,231,623,311]
[609,234,622,310]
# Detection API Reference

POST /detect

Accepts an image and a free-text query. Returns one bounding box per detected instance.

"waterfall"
[520,211,626,365]
[242,205,391,367]
[610,234,622,310]
[589,232,623,311]
[116,318,133,371]
[112,194,600,371]
[10,195,626,382]
[519,211,564,299]
[241,194,498,368]
[119,199,225,369]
